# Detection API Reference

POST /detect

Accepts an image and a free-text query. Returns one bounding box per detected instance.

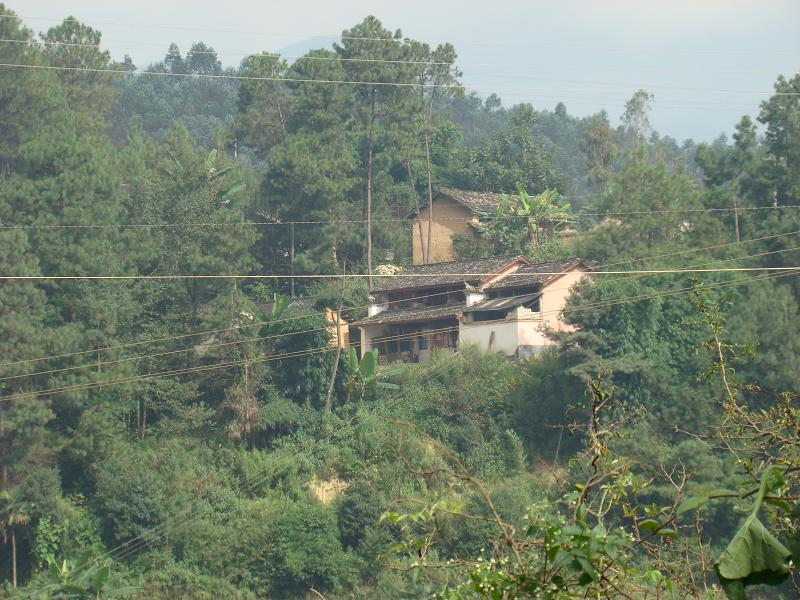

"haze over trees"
[0,4,798,598]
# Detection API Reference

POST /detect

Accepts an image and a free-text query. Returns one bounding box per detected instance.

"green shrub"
[232,497,352,598]
[338,480,384,548]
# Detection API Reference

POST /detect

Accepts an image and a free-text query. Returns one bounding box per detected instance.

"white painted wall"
[459,318,551,356]
[367,303,388,317]
[465,292,486,306]
[360,324,383,353]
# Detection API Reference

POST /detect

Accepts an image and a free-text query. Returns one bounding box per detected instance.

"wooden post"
[11,526,16,589]
[290,222,296,298]
[366,145,374,287]
[405,161,427,264]
[324,260,346,414]
[424,130,434,264]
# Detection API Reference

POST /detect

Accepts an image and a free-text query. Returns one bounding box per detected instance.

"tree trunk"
[11,526,16,589]
[324,261,346,414]
[404,161,427,264]
[732,195,741,243]
[290,222,296,298]
[275,98,287,140]
[138,398,147,441]
[528,221,537,253]
[366,144,374,287]
[424,129,434,264]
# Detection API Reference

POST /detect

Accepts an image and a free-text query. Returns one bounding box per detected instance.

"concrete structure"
[324,308,349,349]
[353,256,591,363]
[409,188,508,265]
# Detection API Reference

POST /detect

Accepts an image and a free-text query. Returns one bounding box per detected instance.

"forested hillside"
[1,4,799,598]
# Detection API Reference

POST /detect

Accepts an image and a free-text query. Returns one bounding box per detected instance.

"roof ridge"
[396,253,522,270]
[520,257,582,267]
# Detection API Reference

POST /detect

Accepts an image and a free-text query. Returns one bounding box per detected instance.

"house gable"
[411,196,475,264]
[409,187,510,265]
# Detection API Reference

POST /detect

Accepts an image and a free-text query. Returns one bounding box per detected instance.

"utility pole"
[324,260,346,415]
[290,222,296,298]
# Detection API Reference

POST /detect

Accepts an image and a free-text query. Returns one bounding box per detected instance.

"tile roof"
[408,187,512,216]
[354,303,464,326]
[462,292,542,313]
[437,187,511,213]
[483,258,585,290]
[371,254,527,292]
[355,291,544,327]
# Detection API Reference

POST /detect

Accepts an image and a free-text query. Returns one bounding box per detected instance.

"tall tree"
[234,53,291,160]
[0,6,65,174]
[407,40,461,263]
[185,42,221,75]
[580,110,618,188]
[41,17,118,129]
[336,17,418,284]
[620,89,655,149]
[462,104,563,194]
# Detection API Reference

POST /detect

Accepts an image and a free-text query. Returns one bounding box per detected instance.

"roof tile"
[354,304,464,326]
[483,258,584,290]
[372,254,526,292]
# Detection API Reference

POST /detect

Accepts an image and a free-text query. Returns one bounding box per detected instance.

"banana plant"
[343,348,403,403]
[35,557,139,599]
[270,292,290,321]
[475,185,572,255]
[0,490,30,589]
[205,149,245,205]
[507,185,572,249]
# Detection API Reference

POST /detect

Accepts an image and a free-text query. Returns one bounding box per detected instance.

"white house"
[353,255,591,362]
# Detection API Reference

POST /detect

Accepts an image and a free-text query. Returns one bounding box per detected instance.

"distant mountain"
[277,36,338,61]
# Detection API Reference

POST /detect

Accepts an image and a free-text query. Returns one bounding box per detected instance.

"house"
[353,255,591,362]
[409,187,506,265]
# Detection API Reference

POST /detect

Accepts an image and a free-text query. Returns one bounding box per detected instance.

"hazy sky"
[13,1,800,141]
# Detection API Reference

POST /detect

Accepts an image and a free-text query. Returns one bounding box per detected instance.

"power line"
[0,288,453,368]
[15,267,800,592]
[3,37,795,77]
[46,353,464,592]
[562,269,799,317]
[0,325,458,402]
[0,60,454,89]
[594,243,800,291]
[5,204,800,231]
[6,229,796,374]
[18,267,800,595]
[0,37,791,99]
[0,37,457,67]
[2,245,784,388]
[3,267,800,281]
[6,262,799,401]
[1,62,797,98]
[3,239,797,383]
[20,351,462,598]
[0,325,328,383]
[3,13,799,56]
[602,229,800,268]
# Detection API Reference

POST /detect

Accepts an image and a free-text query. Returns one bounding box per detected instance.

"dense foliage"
[0,4,798,598]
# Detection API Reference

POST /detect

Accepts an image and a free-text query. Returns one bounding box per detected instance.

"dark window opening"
[472,310,507,322]
[487,285,540,299]
[522,297,541,312]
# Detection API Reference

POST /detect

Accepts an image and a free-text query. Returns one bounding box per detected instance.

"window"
[472,310,507,322]
[522,297,541,312]
[487,285,540,299]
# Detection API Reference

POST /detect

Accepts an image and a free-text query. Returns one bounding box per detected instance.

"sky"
[12,0,800,141]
